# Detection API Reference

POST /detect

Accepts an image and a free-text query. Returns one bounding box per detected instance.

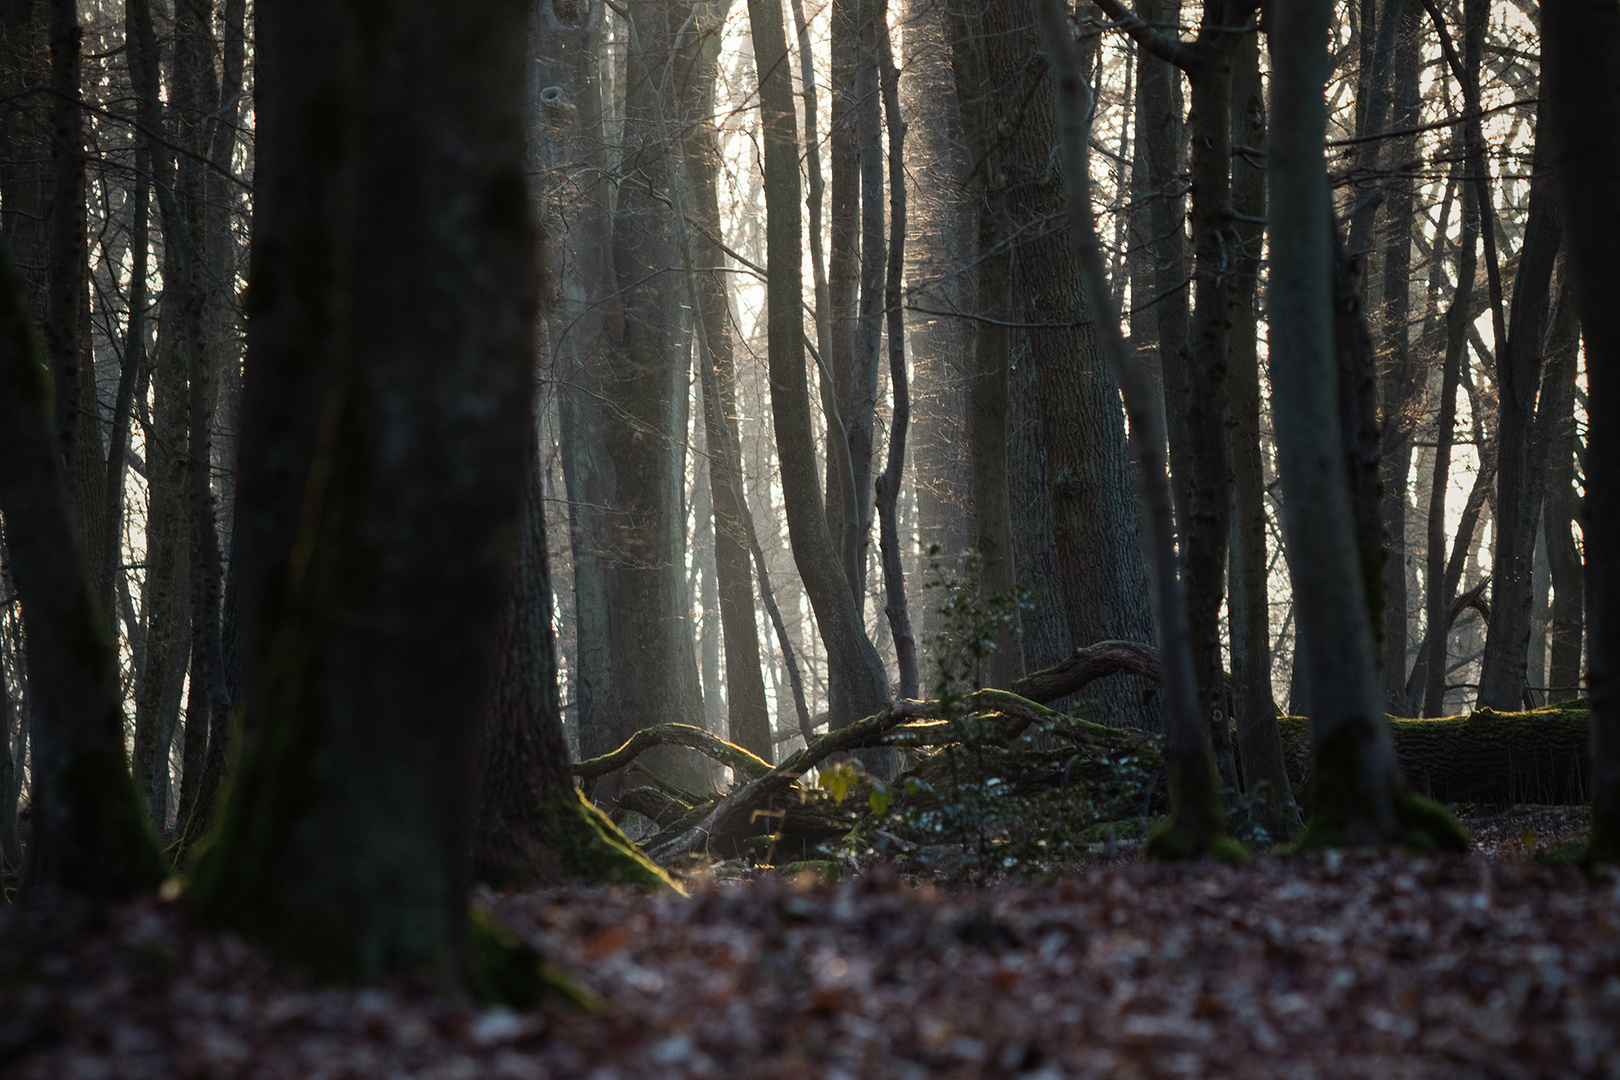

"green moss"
[1393,789,1471,853]
[552,789,682,893]
[1145,751,1246,865]
[466,906,598,1010]
[776,859,838,884]
[1296,717,1468,852]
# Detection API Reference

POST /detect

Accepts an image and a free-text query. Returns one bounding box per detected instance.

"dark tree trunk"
[1543,292,1583,704]
[902,0,973,675]
[1227,27,1297,837]
[473,454,665,891]
[873,6,917,700]
[2,240,166,904]
[946,0,1027,690]
[1478,97,1564,712]
[188,0,540,980]
[45,0,102,575]
[1038,0,1236,862]
[1377,0,1423,710]
[1543,0,1620,861]
[1266,0,1462,852]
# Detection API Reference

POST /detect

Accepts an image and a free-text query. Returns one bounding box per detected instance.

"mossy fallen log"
[1277,703,1590,807]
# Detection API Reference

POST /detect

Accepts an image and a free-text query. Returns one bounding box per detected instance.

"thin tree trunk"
[1377,0,1423,710]
[3,239,166,904]
[46,0,103,578]
[1266,0,1462,851]
[1227,26,1297,837]
[746,0,891,737]
[1543,286,1583,704]
[1478,96,1563,712]
[873,5,917,700]
[1415,161,1478,717]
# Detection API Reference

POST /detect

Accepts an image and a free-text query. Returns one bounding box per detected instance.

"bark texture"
[188,0,540,981]
[1542,0,1620,863]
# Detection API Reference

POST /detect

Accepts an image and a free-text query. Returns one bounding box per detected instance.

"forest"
[1,0,1618,1075]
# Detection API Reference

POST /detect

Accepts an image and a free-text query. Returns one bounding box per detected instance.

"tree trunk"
[1543,288,1583,704]
[873,7,918,701]
[473,452,666,891]
[2,239,166,904]
[676,4,773,762]
[946,0,1027,690]
[1478,96,1564,712]
[902,0,973,675]
[746,0,891,734]
[1543,0,1620,860]
[188,0,540,981]
[1377,0,1423,709]
[1037,0,1237,862]
[1266,0,1463,851]
[1227,26,1297,837]
[45,0,103,577]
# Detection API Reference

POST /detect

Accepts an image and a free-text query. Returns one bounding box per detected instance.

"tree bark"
[1478,96,1564,712]
[1266,0,1462,851]
[1543,289,1583,704]
[2,239,165,904]
[188,0,540,981]
[1037,0,1236,862]
[1543,0,1620,861]
[946,0,1027,690]
[746,0,891,734]
[1227,27,1297,837]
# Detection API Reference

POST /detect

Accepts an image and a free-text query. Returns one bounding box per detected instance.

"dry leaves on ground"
[3,847,1618,1079]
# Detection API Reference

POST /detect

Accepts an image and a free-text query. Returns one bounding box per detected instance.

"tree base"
[550,789,680,892]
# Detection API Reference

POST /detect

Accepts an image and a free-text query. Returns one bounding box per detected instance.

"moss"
[1297,717,1468,852]
[776,860,838,884]
[1144,751,1246,865]
[552,789,683,894]
[466,906,598,1010]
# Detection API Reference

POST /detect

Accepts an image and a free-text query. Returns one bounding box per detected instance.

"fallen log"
[1277,704,1590,807]
[644,690,1092,862]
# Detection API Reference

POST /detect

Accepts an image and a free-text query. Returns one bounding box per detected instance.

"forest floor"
[2,805,1617,1080]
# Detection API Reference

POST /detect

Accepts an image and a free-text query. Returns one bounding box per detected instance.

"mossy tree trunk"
[1037,0,1238,863]
[1542,0,1620,864]
[473,453,669,892]
[1,240,166,904]
[1266,0,1462,852]
[187,0,539,982]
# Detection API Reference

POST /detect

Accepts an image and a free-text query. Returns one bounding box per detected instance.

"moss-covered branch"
[573,723,773,784]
